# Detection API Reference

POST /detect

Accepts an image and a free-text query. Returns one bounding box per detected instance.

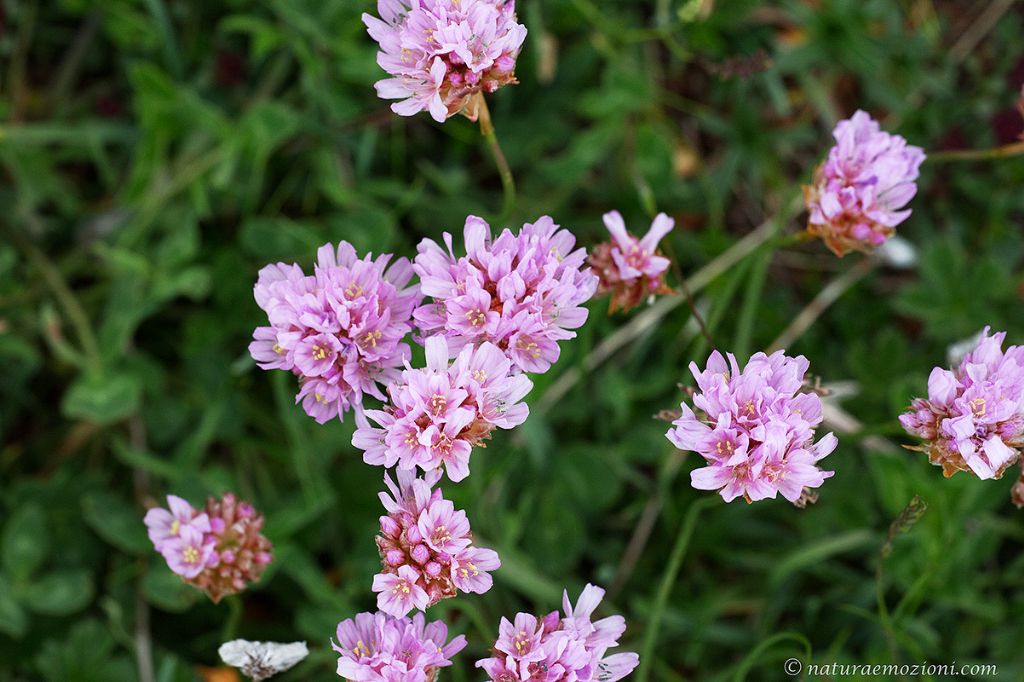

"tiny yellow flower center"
[363,330,382,348]
[970,397,986,417]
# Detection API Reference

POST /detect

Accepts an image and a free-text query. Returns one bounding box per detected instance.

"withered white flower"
[218,640,309,681]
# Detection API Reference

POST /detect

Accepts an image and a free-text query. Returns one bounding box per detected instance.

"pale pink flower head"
[353,335,532,481]
[372,468,500,617]
[249,242,420,424]
[145,492,273,603]
[665,350,837,505]
[333,611,466,680]
[589,211,675,313]
[413,216,599,374]
[805,110,925,257]
[900,327,1024,487]
[363,0,528,122]
[477,583,639,682]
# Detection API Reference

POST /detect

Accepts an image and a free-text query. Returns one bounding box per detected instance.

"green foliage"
[1,0,1023,680]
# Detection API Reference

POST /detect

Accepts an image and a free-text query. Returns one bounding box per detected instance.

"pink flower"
[371,468,501,617]
[900,327,1024,485]
[249,242,420,424]
[333,611,466,680]
[477,583,639,682]
[145,493,273,603]
[805,110,925,256]
[413,216,598,374]
[589,211,674,313]
[353,335,531,481]
[373,565,431,618]
[144,494,211,552]
[363,0,528,122]
[665,350,837,504]
[161,525,217,579]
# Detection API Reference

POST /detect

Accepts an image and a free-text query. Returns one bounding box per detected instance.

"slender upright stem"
[475,94,516,222]
[766,257,875,353]
[677,275,716,351]
[927,140,1024,163]
[7,226,103,373]
[660,239,716,351]
[222,595,244,642]
[130,417,155,682]
[637,497,717,682]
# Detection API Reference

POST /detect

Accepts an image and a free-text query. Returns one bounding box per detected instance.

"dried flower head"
[589,211,674,313]
[144,493,273,603]
[363,0,527,122]
[665,350,837,504]
[218,640,309,681]
[477,583,639,682]
[249,242,420,424]
[900,327,1024,483]
[805,110,925,257]
[333,611,466,681]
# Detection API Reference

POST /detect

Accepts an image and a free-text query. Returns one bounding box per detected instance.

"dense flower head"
[477,584,639,682]
[413,215,599,374]
[144,493,273,603]
[370,468,500,617]
[354,335,531,481]
[332,610,467,681]
[665,350,837,504]
[900,327,1024,483]
[363,0,527,122]
[249,242,420,424]
[805,110,925,257]
[589,211,674,313]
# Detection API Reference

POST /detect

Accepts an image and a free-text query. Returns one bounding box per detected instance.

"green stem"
[637,497,718,682]
[222,595,244,642]
[927,140,1024,163]
[6,226,103,373]
[475,95,516,223]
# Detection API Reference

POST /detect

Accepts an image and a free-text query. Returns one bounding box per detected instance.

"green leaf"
[142,565,197,613]
[2,503,49,582]
[36,619,136,682]
[82,491,151,554]
[22,569,94,616]
[61,371,142,425]
[0,574,27,638]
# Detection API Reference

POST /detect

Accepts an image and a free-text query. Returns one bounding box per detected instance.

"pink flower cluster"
[371,468,500,617]
[805,110,925,257]
[589,211,674,313]
[363,0,528,122]
[477,584,639,682]
[413,216,599,374]
[354,335,531,481]
[144,493,272,603]
[900,328,1024,482]
[666,350,837,504]
[249,242,420,424]
[333,611,466,681]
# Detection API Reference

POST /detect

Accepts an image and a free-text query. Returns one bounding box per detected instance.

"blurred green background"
[1,0,1024,680]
